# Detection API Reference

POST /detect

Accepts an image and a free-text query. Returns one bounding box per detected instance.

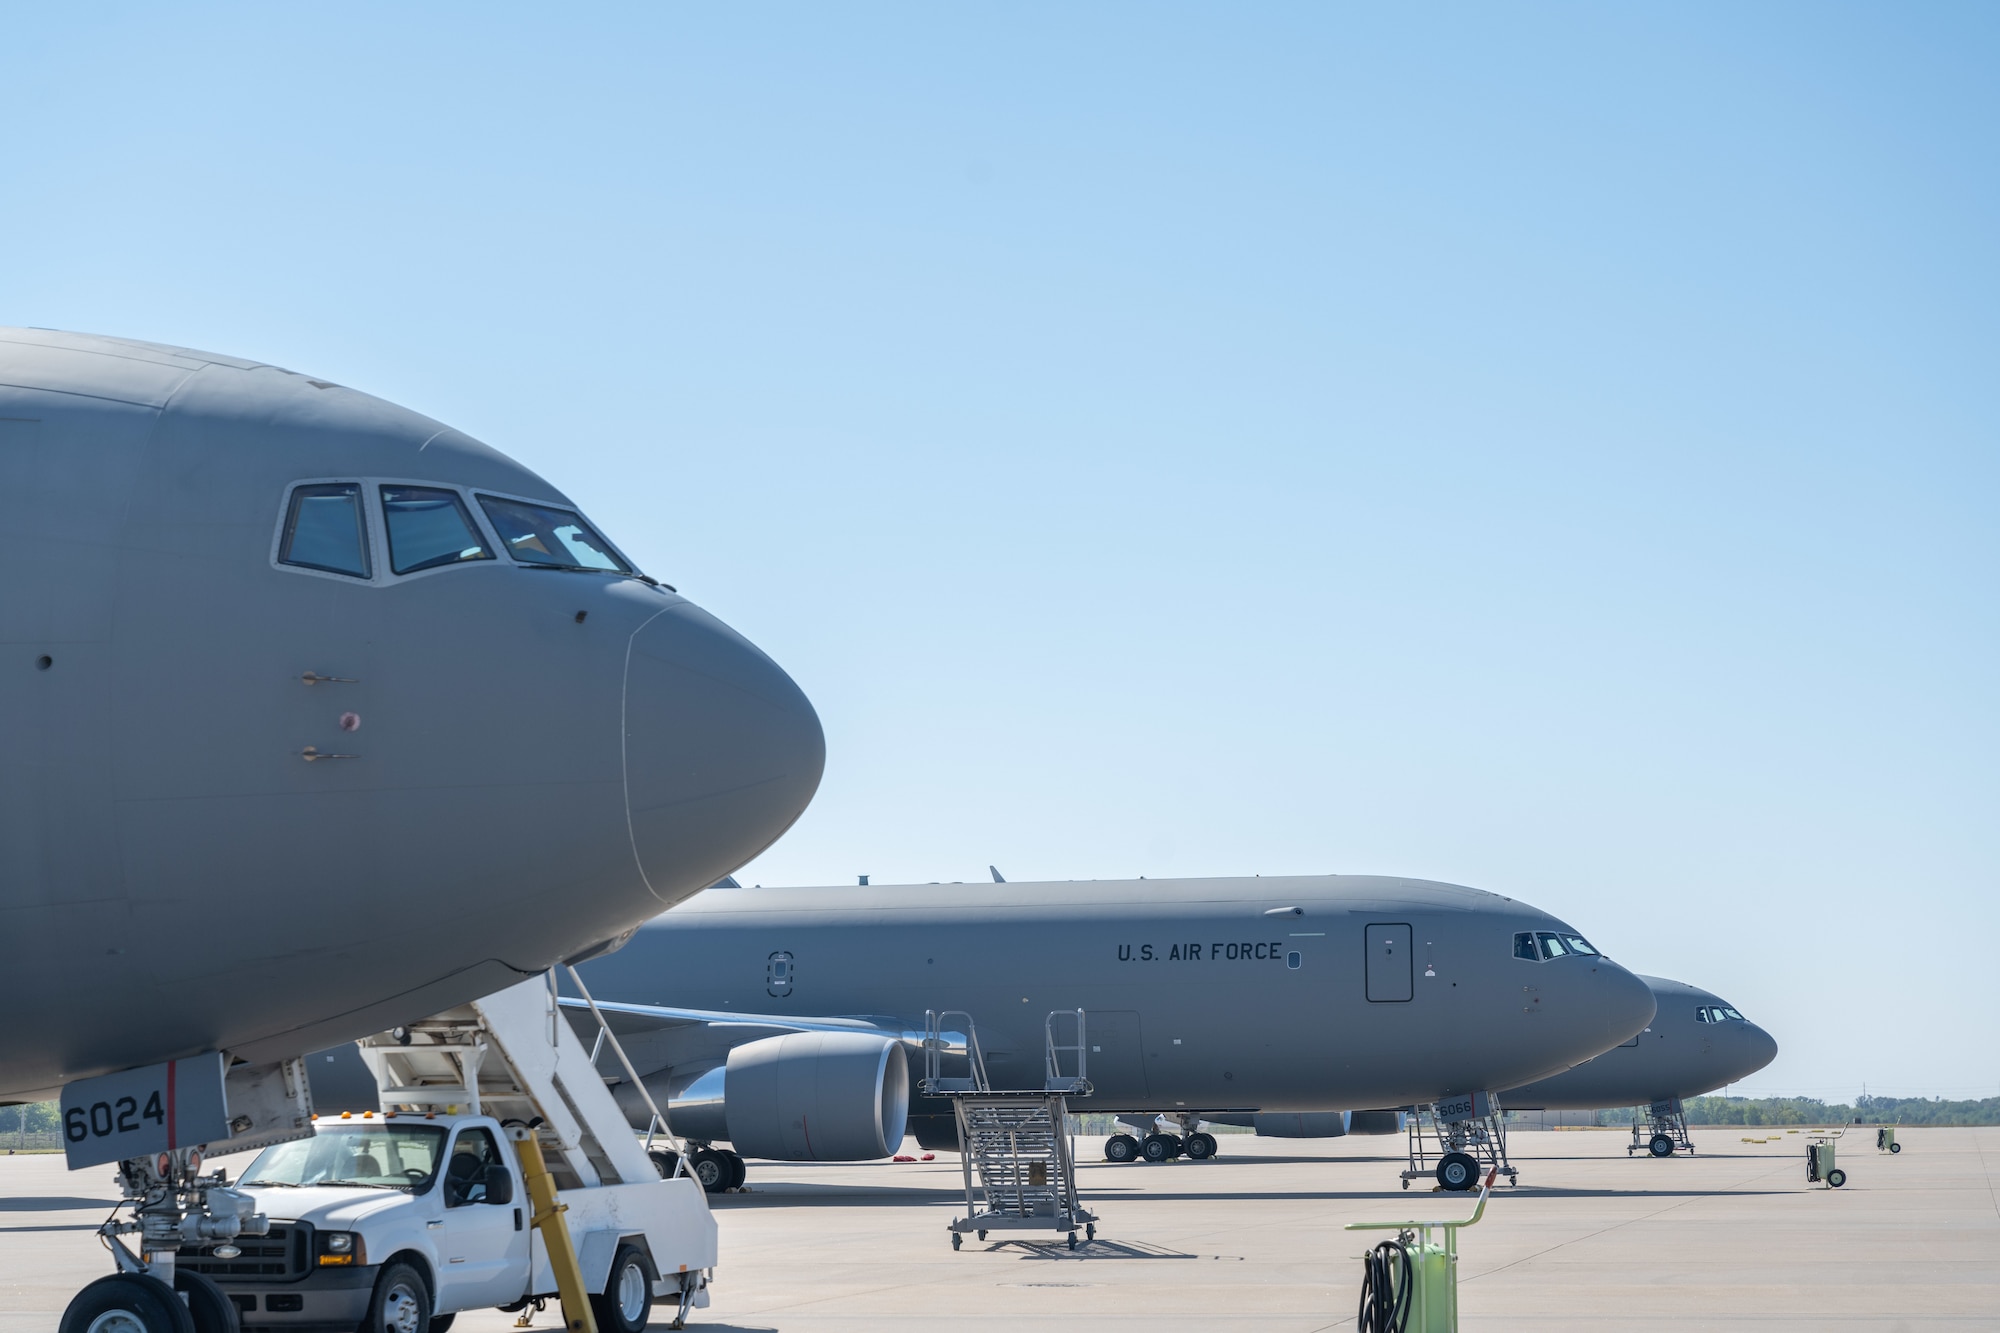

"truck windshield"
[240,1124,448,1192]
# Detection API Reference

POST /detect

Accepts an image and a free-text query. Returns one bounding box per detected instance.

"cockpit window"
[476,496,630,573]
[1698,1005,1744,1023]
[1559,934,1598,956]
[1513,932,1538,961]
[1696,1006,1710,1022]
[1721,1006,1744,1021]
[382,486,493,575]
[280,483,370,578]
[1536,932,1569,959]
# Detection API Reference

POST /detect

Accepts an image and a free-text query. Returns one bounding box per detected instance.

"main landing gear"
[1103,1116,1218,1164]
[677,1144,747,1194]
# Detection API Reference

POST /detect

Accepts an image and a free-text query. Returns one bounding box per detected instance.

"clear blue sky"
[6,5,1993,1100]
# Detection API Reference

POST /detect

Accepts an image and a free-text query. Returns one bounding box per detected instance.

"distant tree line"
[1600,1094,2000,1127]
[1,1102,59,1134]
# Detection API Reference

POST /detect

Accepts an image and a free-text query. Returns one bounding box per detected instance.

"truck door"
[1364,923,1413,1002]
[435,1125,529,1310]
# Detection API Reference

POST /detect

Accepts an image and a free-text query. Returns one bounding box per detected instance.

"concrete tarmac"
[4,1127,1997,1330]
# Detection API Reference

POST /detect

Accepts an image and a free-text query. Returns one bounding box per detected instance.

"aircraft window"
[279,483,370,578]
[1721,1007,1745,1021]
[1536,932,1569,959]
[1513,933,1539,962]
[382,486,493,575]
[1560,934,1599,956]
[1696,1006,1712,1022]
[477,495,630,573]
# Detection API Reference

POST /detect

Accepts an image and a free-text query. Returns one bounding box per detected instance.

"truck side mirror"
[483,1164,514,1206]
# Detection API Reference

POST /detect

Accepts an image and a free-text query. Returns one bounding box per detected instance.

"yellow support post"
[508,1124,598,1333]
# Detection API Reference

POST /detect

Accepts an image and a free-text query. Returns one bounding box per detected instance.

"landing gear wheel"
[1141,1132,1177,1162]
[175,1270,239,1333]
[58,1274,195,1333]
[590,1243,655,1333]
[723,1150,748,1190]
[1826,1168,1847,1188]
[1890,1142,1902,1154]
[1436,1151,1479,1192]
[951,1231,963,1250]
[1649,1134,1676,1157]
[649,1148,682,1179]
[361,1261,431,1333]
[1104,1133,1141,1163]
[1185,1132,1218,1160]
[689,1147,732,1194]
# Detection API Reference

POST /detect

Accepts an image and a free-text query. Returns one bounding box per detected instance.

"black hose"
[1357,1238,1412,1333]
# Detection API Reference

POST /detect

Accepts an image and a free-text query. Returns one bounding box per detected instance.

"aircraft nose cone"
[622,601,824,902]
[1736,1023,1780,1081]
[1582,960,1658,1051]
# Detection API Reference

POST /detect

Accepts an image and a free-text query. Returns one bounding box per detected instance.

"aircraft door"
[1364,924,1413,1002]
[1082,1010,1150,1100]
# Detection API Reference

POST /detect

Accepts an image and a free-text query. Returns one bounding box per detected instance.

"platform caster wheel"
[1401,1178,1410,1190]
[1890,1142,1902,1154]
[1436,1151,1479,1192]
[1067,1231,1078,1250]
[952,1232,962,1250]
[1826,1168,1847,1188]
[59,1273,195,1333]
[1086,1223,1096,1241]
[1649,1134,1676,1157]
[978,1230,987,1241]
[1185,1132,1218,1160]
[1105,1133,1141,1163]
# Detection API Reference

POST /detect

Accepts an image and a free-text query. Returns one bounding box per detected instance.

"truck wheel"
[589,1243,654,1333]
[723,1150,748,1190]
[1104,1134,1140,1163]
[649,1149,681,1179]
[361,1261,430,1333]
[689,1148,732,1194]
[59,1274,195,1333]
[1436,1152,1478,1192]
[175,1270,240,1333]
[1649,1134,1676,1157]
[428,1320,454,1333]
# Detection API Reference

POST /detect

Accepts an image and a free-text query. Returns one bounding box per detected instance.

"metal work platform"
[1402,1091,1518,1191]
[922,1009,1099,1250]
[1628,1096,1696,1157]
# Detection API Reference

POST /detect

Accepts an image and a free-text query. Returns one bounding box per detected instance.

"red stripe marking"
[166,1060,177,1147]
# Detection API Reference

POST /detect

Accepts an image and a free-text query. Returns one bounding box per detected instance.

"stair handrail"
[561,965,688,1178]
[1044,1009,1090,1093]
[922,1009,990,1093]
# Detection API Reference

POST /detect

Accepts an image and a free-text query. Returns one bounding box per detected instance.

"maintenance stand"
[1401,1092,1517,1192]
[1627,1096,1696,1157]
[923,1009,1100,1251]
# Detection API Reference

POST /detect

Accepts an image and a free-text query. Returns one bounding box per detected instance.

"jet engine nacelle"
[1249,1111,1352,1138]
[666,1032,910,1161]
[1346,1110,1406,1136]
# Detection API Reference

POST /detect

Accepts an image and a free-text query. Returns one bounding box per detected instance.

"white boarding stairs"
[922,1009,1099,1250]
[356,973,718,1314]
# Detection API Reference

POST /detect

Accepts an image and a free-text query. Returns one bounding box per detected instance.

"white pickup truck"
[178,1110,714,1333]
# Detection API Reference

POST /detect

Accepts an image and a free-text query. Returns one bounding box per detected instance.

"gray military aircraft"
[0,328,823,1325]
[502,873,1655,1190]
[1495,973,1777,1154]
